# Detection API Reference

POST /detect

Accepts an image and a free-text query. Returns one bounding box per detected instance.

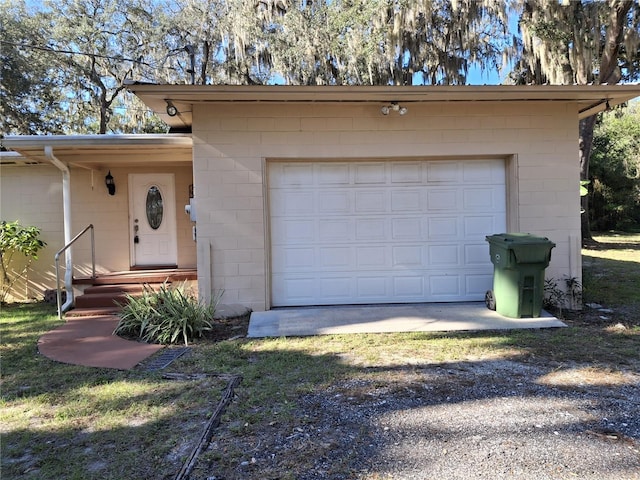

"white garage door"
[269,159,506,307]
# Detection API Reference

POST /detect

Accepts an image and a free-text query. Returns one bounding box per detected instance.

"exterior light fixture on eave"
[381,102,408,116]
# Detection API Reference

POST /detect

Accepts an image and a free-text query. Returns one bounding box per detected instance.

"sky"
[467,64,509,86]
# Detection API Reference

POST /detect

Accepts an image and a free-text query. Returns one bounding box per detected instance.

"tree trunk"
[99,96,108,134]
[579,116,597,241]
[578,0,632,241]
[599,0,633,86]
[200,41,210,85]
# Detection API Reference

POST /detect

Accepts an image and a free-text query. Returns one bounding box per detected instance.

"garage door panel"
[464,244,492,265]
[463,186,504,211]
[429,275,461,297]
[272,163,315,187]
[357,276,388,298]
[355,163,387,184]
[464,216,499,236]
[319,277,353,300]
[391,218,423,239]
[427,189,459,210]
[318,221,354,243]
[318,191,351,213]
[270,159,506,306]
[392,245,423,266]
[463,160,506,183]
[271,218,315,244]
[319,247,352,268]
[271,247,315,271]
[355,218,387,240]
[355,190,388,212]
[427,161,460,182]
[427,217,459,239]
[317,163,350,184]
[391,162,423,183]
[271,191,314,214]
[356,246,387,268]
[391,190,422,211]
[466,273,495,296]
[273,276,316,303]
[393,276,425,297]
[428,244,460,266]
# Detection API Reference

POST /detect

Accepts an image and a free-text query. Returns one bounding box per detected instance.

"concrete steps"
[67,284,152,317]
[66,269,196,318]
[75,290,130,309]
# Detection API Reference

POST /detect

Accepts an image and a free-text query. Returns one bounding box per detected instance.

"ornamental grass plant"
[114,282,218,345]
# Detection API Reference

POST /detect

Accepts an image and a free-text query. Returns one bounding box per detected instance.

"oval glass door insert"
[146,186,163,229]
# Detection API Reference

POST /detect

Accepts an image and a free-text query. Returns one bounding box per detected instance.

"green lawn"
[1,304,228,479]
[1,234,638,479]
[582,232,640,308]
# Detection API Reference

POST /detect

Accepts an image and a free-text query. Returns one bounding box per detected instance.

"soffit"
[2,134,193,169]
[126,83,640,129]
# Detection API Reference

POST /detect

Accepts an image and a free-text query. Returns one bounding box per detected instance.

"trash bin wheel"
[485,290,496,311]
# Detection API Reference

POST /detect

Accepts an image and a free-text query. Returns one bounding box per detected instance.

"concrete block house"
[3,85,639,313]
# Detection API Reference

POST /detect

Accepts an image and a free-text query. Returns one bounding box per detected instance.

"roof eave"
[2,133,193,168]
[2,133,192,149]
[126,84,640,128]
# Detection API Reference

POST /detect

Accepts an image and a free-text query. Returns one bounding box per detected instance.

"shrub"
[543,276,583,317]
[114,282,219,346]
[0,220,47,303]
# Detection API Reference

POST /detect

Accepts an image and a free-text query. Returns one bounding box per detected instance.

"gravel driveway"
[195,358,640,480]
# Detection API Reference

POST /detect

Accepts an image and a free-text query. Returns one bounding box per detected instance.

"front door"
[129,173,178,268]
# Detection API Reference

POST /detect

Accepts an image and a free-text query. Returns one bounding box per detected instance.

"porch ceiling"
[126,83,640,130]
[2,134,193,169]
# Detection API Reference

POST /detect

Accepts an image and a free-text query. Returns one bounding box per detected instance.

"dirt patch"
[205,314,251,342]
[186,311,639,480]
[190,357,639,479]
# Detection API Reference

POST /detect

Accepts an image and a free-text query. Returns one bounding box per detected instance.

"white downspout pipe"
[44,146,74,312]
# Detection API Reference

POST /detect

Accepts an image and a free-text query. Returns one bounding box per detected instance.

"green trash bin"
[485,233,556,318]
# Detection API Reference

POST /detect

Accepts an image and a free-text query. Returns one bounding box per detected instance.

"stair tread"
[74,301,125,309]
[74,269,196,286]
[66,307,121,317]
[79,291,132,298]
[84,284,161,294]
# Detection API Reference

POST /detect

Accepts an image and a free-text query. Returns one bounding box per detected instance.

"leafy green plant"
[0,220,47,303]
[543,277,566,317]
[564,276,583,310]
[114,282,219,345]
[580,180,590,213]
[544,276,583,316]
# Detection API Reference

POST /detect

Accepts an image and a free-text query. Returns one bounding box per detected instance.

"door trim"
[267,157,508,307]
[128,173,178,268]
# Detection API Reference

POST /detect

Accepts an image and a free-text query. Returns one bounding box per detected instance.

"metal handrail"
[55,224,95,319]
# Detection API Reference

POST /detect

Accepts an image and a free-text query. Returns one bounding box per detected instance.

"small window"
[146,186,163,229]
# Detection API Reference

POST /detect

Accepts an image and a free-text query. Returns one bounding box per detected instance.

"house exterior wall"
[191,101,581,311]
[1,164,64,301]
[0,163,195,301]
[70,165,196,273]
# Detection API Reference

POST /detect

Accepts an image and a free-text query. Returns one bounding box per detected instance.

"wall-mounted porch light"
[105,170,115,195]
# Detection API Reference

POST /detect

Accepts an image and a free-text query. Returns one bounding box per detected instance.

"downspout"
[44,146,74,312]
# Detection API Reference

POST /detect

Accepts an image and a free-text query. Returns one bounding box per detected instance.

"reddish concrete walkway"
[38,315,163,370]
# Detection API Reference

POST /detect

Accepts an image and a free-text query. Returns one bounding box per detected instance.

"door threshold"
[130,264,178,271]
